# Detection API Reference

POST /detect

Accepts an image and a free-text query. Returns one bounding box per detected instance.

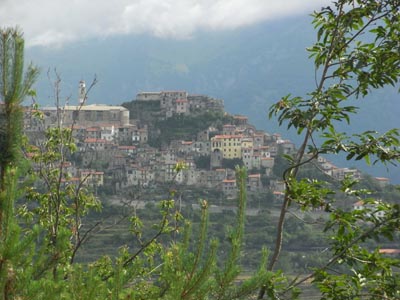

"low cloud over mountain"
[0,0,329,47]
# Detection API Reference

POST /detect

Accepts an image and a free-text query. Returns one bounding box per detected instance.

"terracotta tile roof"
[81,170,104,175]
[84,138,107,143]
[212,134,243,139]
[379,249,400,254]
[248,174,261,178]
[223,179,236,183]
[273,191,284,195]
[375,177,389,181]
[118,146,136,150]
[61,177,80,183]
[86,127,101,131]
[353,200,364,206]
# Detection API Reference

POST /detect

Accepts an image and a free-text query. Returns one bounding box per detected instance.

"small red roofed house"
[83,138,111,151]
[222,179,237,198]
[175,99,189,114]
[273,191,285,201]
[118,145,136,155]
[375,177,390,188]
[233,115,248,125]
[247,173,262,192]
[85,127,101,139]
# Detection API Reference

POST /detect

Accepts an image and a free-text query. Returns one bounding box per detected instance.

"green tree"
[222,158,244,169]
[0,27,38,300]
[258,0,400,298]
[117,167,270,300]
[194,154,211,170]
[18,73,107,298]
[0,27,38,199]
[271,145,290,178]
[0,28,268,299]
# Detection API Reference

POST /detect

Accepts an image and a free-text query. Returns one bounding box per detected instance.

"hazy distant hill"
[26,16,315,110]
[25,16,399,183]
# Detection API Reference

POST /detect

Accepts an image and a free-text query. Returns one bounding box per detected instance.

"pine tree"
[0,27,38,300]
[0,28,38,186]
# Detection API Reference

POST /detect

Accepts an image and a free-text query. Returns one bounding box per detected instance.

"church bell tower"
[78,80,86,105]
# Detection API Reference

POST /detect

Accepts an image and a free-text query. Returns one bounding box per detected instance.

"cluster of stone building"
[136,91,224,118]
[19,89,277,197]
[13,83,387,199]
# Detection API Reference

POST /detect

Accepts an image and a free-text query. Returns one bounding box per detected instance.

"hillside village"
[20,81,390,200]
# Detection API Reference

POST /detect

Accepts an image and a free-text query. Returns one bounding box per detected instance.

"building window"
[72,110,79,121]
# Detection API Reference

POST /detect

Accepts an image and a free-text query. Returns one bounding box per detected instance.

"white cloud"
[0,0,330,47]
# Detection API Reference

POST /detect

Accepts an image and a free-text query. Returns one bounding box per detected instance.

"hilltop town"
[21,81,390,201]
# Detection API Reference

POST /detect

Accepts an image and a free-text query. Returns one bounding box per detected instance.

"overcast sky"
[0,0,330,47]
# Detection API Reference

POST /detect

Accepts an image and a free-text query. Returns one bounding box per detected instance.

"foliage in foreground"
[258,0,400,298]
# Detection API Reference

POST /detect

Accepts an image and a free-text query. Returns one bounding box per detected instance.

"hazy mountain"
[25,16,399,183]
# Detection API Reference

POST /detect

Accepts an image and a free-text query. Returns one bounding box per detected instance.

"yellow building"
[211,134,243,159]
[241,137,253,149]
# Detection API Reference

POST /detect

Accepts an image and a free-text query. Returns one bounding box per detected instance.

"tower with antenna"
[78,80,86,105]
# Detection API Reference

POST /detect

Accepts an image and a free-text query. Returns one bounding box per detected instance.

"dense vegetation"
[150,111,231,147]
[121,99,161,122]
